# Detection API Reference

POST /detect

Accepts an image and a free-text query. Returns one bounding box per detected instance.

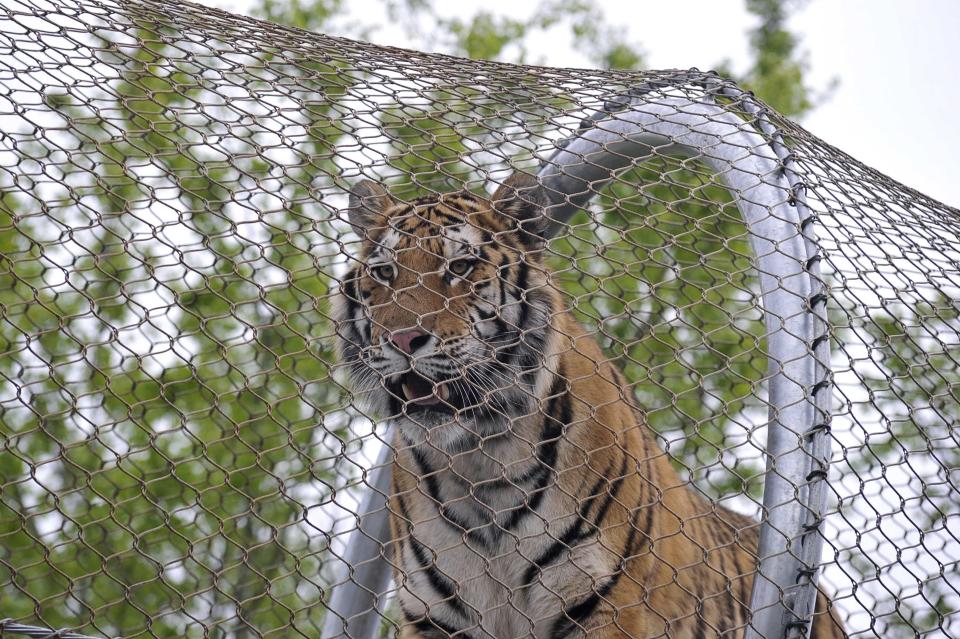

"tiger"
[334,172,846,639]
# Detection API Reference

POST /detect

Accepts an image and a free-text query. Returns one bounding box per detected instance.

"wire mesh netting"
[1,1,958,638]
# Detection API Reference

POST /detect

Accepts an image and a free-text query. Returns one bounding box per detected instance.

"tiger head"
[335,173,561,437]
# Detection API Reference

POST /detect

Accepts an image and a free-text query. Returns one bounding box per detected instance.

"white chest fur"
[393,425,619,639]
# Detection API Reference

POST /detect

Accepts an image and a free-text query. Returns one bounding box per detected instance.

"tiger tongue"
[401,374,448,406]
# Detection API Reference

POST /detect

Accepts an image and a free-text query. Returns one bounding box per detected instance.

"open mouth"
[398,371,449,407]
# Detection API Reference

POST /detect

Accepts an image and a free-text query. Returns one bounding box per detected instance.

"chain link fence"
[0,1,957,638]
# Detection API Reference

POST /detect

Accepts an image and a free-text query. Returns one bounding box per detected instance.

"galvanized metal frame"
[322,80,832,639]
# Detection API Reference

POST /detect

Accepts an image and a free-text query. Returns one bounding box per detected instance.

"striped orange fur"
[335,173,846,638]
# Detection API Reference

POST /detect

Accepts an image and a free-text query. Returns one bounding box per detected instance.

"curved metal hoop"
[537,82,833,639]
[323,80,832,639]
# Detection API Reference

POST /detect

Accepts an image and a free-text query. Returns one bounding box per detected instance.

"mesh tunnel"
[0,1,958,639]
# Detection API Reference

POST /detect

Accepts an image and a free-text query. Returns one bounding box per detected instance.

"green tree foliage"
[1,23,354,637]
[739,0,827,117]
[257,0,647,69]
[833,296,960,637]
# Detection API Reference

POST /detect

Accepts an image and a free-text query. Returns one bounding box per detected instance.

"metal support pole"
[321,429,395,639]
[324,78,832,639]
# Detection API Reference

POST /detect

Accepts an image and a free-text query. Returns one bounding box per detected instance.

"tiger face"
[335,173,559,442]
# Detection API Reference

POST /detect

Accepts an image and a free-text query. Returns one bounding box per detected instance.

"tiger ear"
[347,180,396,231]
[492,172,549,247]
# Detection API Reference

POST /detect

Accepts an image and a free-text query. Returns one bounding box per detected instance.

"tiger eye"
[370,264,395,282]
[449,259,473,277]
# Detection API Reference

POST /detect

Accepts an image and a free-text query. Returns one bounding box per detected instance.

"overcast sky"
[195,0,960,207]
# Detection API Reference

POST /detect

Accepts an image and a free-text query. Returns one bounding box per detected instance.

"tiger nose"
[390,328,432,355]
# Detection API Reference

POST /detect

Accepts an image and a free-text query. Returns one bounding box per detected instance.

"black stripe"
[502,370,569,531]
[341,270,367,338]
[521,472,607,586]
[407,440,493,551]
[395,490,471,620]
[399,599,417,622]
[399,589,477,639]
[473,478,512,496]
[450,195,483,212]
[402,208,464,229]
[514,371,569,488]
[520,332,549,387]
[474,281,494,294]
[511,259,531,330]
[342,269,360,305]
[409,445,442,503]
[640,455,658,552]
[413,616,472,639]
[522,452,628,587]
[549,501,643,638]
[343,269,360,312]
[590,453,630,529]
[514,256,529,295]
[515,257,530,347]
[491,253,512,335]
[694,580,708,639]
[441,503,493,551]
[504,259,534,371]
